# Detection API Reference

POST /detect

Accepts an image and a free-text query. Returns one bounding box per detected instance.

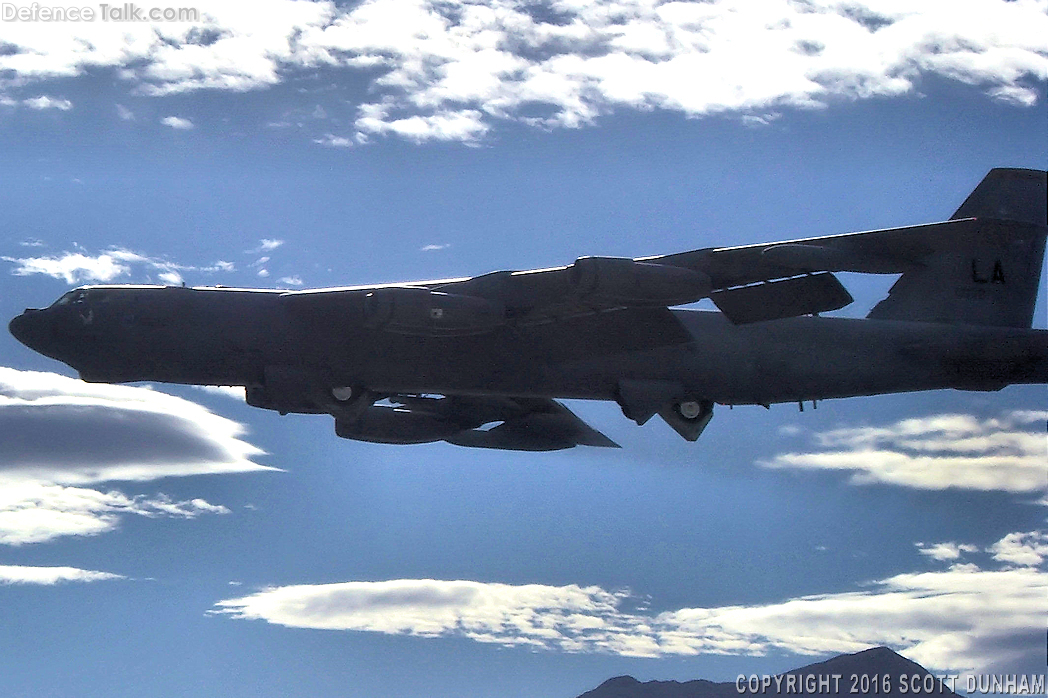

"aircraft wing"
[425,220,974,326]
[335,394,620,451]
[287,218,981,329]
[648,218,971,286]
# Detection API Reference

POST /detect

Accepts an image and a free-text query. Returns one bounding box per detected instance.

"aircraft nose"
[9,309,49,351]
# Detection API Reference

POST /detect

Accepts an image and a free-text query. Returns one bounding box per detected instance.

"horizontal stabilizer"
[711,272,853,324]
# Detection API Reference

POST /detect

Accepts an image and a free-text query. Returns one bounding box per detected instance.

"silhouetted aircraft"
[10,168,1048,451]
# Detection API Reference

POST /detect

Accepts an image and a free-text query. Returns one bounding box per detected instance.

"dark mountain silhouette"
[576,647,957,698]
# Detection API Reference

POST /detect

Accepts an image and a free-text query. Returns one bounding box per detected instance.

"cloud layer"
[0,367,273,545]
[215,529,1048,673]
[760,411,1048,493]
[1,0,1045,142]
[0,564,124,585]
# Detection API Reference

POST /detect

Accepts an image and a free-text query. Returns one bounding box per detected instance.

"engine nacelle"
[363,287,505,336]
[569,257,712,306]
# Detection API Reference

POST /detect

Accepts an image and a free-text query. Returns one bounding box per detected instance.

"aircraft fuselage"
[10,284,1046,409]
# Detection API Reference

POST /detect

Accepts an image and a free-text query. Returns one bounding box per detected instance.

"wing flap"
[710,272,854,324]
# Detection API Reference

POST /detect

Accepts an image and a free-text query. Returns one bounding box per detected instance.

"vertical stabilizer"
[951,168,1047,226]
[867,169,1047,328]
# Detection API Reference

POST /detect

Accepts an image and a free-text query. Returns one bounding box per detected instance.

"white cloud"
[116,103,135,120]
[215,578,633,650]
[215,530,1048,672]
[2,252,130,283]
[157,271,183,285]
[278,275,303,286]
[257,268,270,278]
[916,541,978,562]
[0,367,274,545]
[160,115,193,129]
[2,247,238,284]
[0,486,231,545]
[22,95,72,110]
[0,564,124,585]
[741,113,782,128]
[989,531,1048,568]
[313,134,353,148]
[759,411,1048,493]
[0,0,1043,143]
[246,240,285,254]
[355,108,490,144]
[420,244,449,252]
[192,385,247,400]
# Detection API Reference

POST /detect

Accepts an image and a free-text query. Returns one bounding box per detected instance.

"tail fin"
[867,168,1047,328]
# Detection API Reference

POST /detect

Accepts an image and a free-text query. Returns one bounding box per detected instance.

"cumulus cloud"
[22,95,72,110]
[0,564,124,585]
[2,247,237,284]
[278,275,303,286]
[0,367,273,545]
[759,411,1048,493]
[248,239,284,253]
[989,531,1048,568]
[160,115,194,129]
[2,252,131,284]
[157,271,183,285]
[116,103,135,121]
[0,0,1044,143]
[215,529,1048,672]
[916,541,978,562]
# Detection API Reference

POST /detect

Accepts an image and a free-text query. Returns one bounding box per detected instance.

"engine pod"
[363,287,506,336]
[569,257,712,306]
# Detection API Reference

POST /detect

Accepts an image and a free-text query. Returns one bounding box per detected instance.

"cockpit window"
[52,290,88,307]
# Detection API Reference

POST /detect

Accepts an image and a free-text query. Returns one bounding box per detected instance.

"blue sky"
[0,2,1046,697]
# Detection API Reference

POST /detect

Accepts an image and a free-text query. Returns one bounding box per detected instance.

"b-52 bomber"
[10,168,1048,451]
